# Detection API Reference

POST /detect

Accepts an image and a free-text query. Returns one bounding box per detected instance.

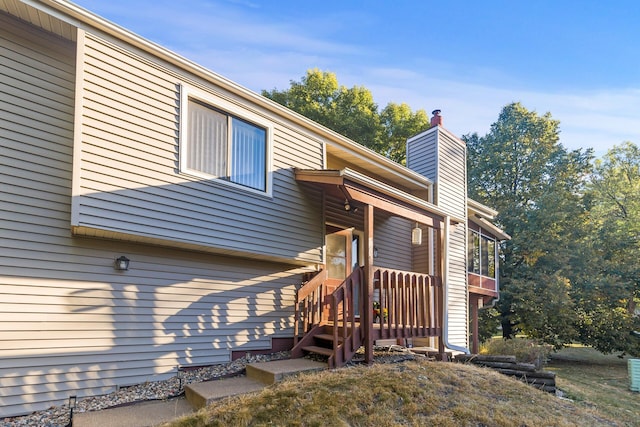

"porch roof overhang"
[471,216,511,241]
[468,198,511,241]
[295,168,462,229]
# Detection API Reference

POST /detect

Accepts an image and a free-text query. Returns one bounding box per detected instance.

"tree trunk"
[501,316,514,338]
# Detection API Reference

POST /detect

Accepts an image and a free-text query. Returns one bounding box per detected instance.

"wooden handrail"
[297,269,327,302]
[293,268,327,346]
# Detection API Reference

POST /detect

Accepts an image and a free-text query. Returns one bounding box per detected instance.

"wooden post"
[470,294,479,354]
[363,204,374,364]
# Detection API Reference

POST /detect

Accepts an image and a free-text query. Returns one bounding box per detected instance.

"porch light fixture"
[114,256,130,271]
[411,223,422,246]
[344,199,351,211]
[373,247,379,258]
[68,395,77,427]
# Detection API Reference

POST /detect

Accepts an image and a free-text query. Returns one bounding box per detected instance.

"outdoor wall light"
[114,256,130,271]
[411,223,422,246]
[67,395,77,427]
[344,199,351,211]
[373,247,379,258]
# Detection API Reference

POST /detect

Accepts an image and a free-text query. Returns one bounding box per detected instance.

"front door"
[325,228,361,318]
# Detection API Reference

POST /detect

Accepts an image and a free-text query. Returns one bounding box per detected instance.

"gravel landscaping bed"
[0,346,421,427]
[0,351,290,427]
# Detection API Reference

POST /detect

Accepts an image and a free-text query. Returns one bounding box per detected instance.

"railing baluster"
[364,267,443,341]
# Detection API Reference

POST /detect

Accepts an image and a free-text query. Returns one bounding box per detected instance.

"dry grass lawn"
[548,346,640,427]
[165,358,620,427]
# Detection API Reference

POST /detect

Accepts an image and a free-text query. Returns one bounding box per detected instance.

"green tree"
[262,69,429,163]
[379,102,429,163]
[577,142,640,356]
[465,102,593,346]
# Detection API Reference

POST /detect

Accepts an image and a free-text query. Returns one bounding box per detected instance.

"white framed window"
[179,84,272,194]
[467,229,496,279]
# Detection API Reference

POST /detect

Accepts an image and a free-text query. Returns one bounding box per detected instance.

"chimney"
[430,109,442,127]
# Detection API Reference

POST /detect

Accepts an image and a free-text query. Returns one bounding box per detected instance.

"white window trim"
[469,228,497,280]
[179,83,273,196]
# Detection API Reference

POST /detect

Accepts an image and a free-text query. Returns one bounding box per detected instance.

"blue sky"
[73,0,640,157]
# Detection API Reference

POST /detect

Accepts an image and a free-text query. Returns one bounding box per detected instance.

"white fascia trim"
[471,216,511,241]
[326,140,433,189]
[467,198,499,219]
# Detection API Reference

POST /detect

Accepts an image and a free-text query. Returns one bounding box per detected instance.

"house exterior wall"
[0,12,317,417]
[1,0,479,416]
[372,213,413,272]
[72,31,324,265]
[324,197,413,272]
[406,127,469,350]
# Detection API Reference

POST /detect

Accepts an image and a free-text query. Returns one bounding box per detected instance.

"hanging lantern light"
[411,222,422,246]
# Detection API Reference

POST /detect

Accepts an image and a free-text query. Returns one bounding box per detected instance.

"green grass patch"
[548,346,639,427]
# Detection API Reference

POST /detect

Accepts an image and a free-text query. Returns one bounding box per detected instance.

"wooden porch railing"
[292,266,442,367]
[293,268,327,346]
[373,267,442,341]
[330,266,364,367]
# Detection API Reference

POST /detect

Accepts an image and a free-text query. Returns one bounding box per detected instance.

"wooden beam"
[295,168,449,228]
[344,183,441,229]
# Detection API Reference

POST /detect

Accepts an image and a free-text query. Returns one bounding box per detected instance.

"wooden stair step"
[302,345,334,357]
[314,333,343,343]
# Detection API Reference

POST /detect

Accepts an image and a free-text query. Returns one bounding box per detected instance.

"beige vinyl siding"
[73,33,323,265]
[446,225,468,347]
[436,130,468,349]
[411,225,431,274]
[1,240,305,416]
[0,15,308,417]
[371,212,413,271]
[406,130,438,183]
[406,127,468,349]
[435,130,467,218]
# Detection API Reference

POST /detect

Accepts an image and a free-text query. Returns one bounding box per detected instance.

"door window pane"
[327,233,347,279]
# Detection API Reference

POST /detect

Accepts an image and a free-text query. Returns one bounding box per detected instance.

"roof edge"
[32,0,431,191]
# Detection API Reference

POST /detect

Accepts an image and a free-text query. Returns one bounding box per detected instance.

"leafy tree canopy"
[262,69,429,163]
[578,141,640,355]
[465,102,593,346]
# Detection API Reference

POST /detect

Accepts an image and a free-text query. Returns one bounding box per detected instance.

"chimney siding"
[406,113,469,351]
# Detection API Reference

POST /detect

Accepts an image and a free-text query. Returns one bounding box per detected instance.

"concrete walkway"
[73,397,194,427]
[72,358,327,427]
